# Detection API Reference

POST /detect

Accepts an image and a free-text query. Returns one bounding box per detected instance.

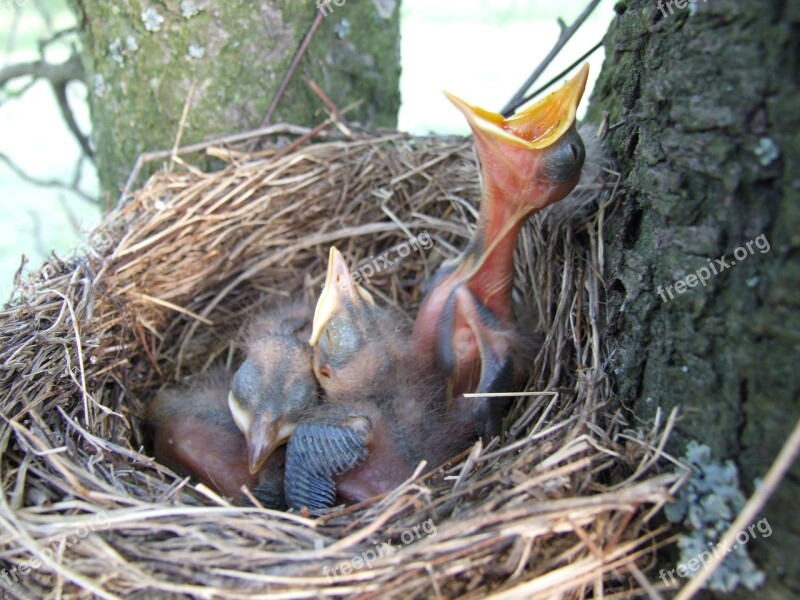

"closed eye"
[570,142,581,162]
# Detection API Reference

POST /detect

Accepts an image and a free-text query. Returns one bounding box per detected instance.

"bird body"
[284,247,457,510]
[412,64,590,440]
[326,341,455,505]
[148,368,286,508]
[227,301,319,474]
[333,410,413,503]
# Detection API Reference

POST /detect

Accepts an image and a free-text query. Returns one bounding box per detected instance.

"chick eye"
[318,315,361,364]
[542,129,585,182]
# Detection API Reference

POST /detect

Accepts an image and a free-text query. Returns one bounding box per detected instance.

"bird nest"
[0,126,680,598]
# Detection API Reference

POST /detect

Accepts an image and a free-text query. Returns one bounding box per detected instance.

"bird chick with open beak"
[148,368,287,508]
[283,247,456,511]
[227,301,319,475]
[411,64,590,441]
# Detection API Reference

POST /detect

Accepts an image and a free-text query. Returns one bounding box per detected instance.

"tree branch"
[52,76,94,159]
[0,52,82,88]
[0,52,93,159]
[0,151,98,206]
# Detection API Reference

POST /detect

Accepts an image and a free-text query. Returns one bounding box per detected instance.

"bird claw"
[284,419,371,510]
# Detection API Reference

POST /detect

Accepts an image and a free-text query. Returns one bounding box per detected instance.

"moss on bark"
[69,0,401,195]
[588,0,800,596]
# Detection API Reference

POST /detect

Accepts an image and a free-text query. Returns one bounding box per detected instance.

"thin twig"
[117,123,316,206]
[502,38,605,117]
[51,75,94,159]
[256,8,325,130]
[500,0,603,115]
[168,84,196,173]
[305,77,354,137]
[37,27,79,54]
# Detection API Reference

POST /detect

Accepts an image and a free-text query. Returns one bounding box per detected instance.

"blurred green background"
[0,0,614,299]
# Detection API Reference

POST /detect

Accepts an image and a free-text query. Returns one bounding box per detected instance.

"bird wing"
[284,420,370,510]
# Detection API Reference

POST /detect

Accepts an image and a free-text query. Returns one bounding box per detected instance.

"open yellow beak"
[444,62,589,150]
[309,247,374,346]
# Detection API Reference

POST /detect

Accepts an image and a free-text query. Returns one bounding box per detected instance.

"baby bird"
[148,368,287,508]
[411,64,590,440]
[284,247,456,511]
[227,301,319,474]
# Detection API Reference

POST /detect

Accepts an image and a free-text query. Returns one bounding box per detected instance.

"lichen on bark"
[68,0,401,195]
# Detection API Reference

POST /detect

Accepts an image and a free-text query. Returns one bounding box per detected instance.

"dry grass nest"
[0,125,683,599]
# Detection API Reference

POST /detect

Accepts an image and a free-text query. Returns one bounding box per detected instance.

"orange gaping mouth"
[444,62,589,150]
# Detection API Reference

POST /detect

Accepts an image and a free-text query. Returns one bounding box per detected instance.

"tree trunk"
[587,0,799,596]
[69,0,401,196]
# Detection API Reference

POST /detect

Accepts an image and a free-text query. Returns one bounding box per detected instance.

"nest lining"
[0,126,680,599]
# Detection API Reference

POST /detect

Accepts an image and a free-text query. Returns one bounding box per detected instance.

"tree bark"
[69,0,401,196]
[587,0,799,596]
